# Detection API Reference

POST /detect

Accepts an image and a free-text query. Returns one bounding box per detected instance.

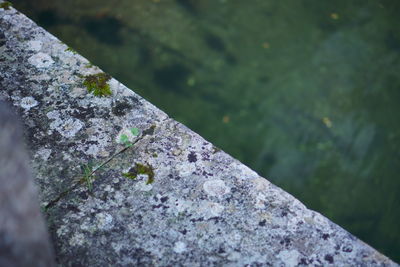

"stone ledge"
[0,2,397,266]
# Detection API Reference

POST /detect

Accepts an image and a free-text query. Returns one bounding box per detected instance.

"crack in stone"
[44,124,157,211]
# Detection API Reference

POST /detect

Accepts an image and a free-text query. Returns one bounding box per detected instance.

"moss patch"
[65,47,77,54]
[83,73,112,97]
[0,1,12,10]
[85,62,94,68]
[123,163,155,184]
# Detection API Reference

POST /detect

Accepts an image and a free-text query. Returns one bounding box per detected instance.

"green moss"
[122,163,155,184]
[65,47,77,54]
[81,163,95,191]
[0,1,12,10]
[122,172,136,179]
[85,63,94,68]
[83,73,112,97]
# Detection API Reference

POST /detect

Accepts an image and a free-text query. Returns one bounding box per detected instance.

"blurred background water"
[12,0,400,261]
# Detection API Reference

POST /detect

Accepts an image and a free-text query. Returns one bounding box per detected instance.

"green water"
[13,0,400,261]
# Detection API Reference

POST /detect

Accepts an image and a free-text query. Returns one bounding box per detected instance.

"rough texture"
[0,102,55,267]
[0,3,397,266]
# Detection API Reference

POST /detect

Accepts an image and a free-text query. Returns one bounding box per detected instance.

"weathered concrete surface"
[0,2,397,266]
[0,102,55,266]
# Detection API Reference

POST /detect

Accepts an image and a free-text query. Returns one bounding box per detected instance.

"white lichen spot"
[252,177,270,191]
[46,110,60,120]
[83,118,111,156]
[80,218,96,233]
[277,250,300,267]
[20,96,38,110]
[174,198,192,215]
[27,40,42,51]
[60,55,78,67]
[56,225,68,237]
[70,87,86,98]
[230,162,259,181]
[176,162,196,177]
[86,144,99,156]
[255,193,267,209]
[95,212,114,230]
[259,212,273,224]
[126,222,138,233]
[36,148,51,161]
[203,179,230,197]
[173,241,187,253]
[198,201,225,217]
[59,118,84,138]
[311,212,330,228]
[113,191,125,205]
[98,149,110,158]
[227,251,241,261]
[111,242,124,254]
[69,232,85,246]
[172,149,182,156]
[50,117,84,138]
[28,52,54,68]
[62,152,72,161]
[135,180,153,192]
[92,97,112,108]
[230,231,242,243]
[104,184,114,193]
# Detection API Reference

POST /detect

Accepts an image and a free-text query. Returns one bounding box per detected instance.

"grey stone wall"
[0,2,397,266]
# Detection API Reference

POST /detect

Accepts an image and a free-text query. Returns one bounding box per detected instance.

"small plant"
[45,125,157,209]
[0,1,12,10]
[119,127,139,147]
[81,163,94,191]
[83,73,112,97]
[65,47,77,54]
[78,127,140,191]
[130,127,139,136]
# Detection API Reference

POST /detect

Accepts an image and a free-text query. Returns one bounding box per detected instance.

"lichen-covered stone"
[0,2,397,266]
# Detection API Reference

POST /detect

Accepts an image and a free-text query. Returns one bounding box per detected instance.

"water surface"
[13,0,400,261]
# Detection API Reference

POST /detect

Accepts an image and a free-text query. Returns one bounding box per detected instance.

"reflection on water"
[13,0,400,261]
